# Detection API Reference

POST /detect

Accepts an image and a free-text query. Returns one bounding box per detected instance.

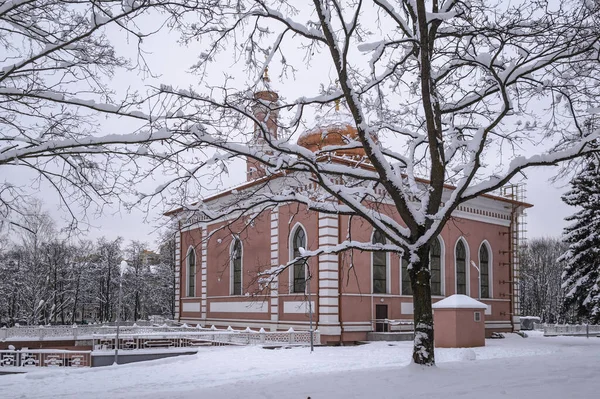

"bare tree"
[2,0,600,365]
[128,0,600,365]
[519,237,567,323]
[0,0,184,233]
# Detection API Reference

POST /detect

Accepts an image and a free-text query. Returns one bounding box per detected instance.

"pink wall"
[177,196,515,337]
[434,308,486,348]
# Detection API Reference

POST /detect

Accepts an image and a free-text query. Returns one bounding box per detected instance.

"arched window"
[186,247,196,297]
[431,238,442,296]
[291,227,306,293]
[479,243,490,298]
[456,240,467,295]
[401,254,411,295]
[372,230,387,294]
[231,238,242,295]
[401,237,443,296]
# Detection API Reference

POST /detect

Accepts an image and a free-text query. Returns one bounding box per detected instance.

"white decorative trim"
[319,271,338,279]
[270,208,279,331]
[318,325,342,336]
[401,302,414,315]
[174,231,181,320]
[201,226,208,320]
[319,297,338,306]
[485,304,492,315]
[182,302,201,312]
[209,301,269,313]
[283,301,315,314]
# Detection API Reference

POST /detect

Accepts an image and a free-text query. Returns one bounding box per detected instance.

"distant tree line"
[0,206,176,326]
[521,156,600,325]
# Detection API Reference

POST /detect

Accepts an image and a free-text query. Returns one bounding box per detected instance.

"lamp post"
[470,260,481,300]
[305,260,314,353]
[114,260,128,365]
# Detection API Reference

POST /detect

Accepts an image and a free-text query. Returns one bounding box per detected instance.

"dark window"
[372,230,387,294]
[232,238,242,295]
[430,238,442,296]
[401,255,412,295]
[292,228,306,293]
[187,248,196,297]
[480,244,490,298]
[456,240,467,294]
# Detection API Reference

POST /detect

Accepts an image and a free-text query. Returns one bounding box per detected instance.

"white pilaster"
[318,213,341,336]
[201,225,208,320]
[174,231,181,321]
[270,208,279,331]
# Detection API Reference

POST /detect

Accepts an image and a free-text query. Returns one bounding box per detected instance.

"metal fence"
[537,323,600,337]
[92,328,318,349]
[0,349,91,368]
[1,324,211,341]
[0,324,319,347]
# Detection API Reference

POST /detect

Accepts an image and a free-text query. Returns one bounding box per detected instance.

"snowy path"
[1,333,599,398]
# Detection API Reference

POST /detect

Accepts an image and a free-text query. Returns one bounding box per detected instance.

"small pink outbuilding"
[433,294,488,348]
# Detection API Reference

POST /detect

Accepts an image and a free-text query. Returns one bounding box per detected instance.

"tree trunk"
[410,244,435,366]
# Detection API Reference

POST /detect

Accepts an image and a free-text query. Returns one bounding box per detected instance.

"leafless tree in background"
[520,237,568,323]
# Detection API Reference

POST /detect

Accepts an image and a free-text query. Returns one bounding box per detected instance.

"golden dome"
[298,111,370,158]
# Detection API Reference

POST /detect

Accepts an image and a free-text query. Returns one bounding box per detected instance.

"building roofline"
[163,158,532,216]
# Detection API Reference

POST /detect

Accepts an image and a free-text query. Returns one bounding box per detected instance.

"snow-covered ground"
[2,332,600,398]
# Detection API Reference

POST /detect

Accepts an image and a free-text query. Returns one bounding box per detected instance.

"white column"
[174,231,181,321]
[318,213,341,336]
[201,225,208,320]
[269,208,279,331]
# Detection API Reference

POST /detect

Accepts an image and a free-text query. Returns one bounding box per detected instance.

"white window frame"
[371,230,391,294]
[454,237,470,296]
[478,240,493,299]
[289,223,308,294]
[431,236,446,297]
[230,236,243,296]
[186,246,197,297]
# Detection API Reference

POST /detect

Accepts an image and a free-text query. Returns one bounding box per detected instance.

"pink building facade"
[173,194,525,344]
[169,85,528,344]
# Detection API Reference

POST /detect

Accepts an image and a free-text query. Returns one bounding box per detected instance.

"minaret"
[247,67,279,181]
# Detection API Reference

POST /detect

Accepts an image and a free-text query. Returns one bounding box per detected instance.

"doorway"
[375,304,388,332]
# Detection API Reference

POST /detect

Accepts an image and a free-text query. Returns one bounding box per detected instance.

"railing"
[371,319,414,333]
[0,323,212,341]
[540,324,600,337]
[0,349,91,368]
[92,327,319,349]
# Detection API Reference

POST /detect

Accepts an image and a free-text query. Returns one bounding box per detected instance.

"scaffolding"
[501,183,528,331]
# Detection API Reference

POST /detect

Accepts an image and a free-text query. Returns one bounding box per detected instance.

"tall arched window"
[401,237,443,296]
[372,230,387,294]
[231,238,242,295]
[455,240,467,295]
[291,227,306,293]
[187,247,196,297]
[431,238,442,296]
[401,254,411,295]
[479,243,490,298]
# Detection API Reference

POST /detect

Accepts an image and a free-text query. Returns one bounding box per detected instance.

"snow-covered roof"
[432,294,488,309]
[299,109,356,140]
